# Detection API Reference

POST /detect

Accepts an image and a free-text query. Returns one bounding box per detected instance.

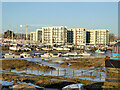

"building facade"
[30,32,36,41]
[42,26,67,45]
[30,26,109,46]
[70,28,86,46]
[86,29,109,45]
[67,29,73,44]
[36,29,42,43]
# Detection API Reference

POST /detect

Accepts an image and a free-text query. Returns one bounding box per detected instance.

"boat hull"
[105,58,120,73]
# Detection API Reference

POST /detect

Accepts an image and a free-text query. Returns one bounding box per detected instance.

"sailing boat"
[95,48,105,54]
[78,45,91,57]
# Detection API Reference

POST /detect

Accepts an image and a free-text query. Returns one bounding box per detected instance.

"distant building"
[3,30,15,39]
[36,29,42,43]
[30,32,36,41]
[71,28,86,46]
[67,29,73,44]
[3,30,29,40]
[42,26,67,45]
[30,26,109,46]
[86,29,109,45]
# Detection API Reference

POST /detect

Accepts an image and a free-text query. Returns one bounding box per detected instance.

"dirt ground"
[60,58,105,69]
[2,59,55,71]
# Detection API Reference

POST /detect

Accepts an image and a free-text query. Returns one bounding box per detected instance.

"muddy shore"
[2,59,55,71]
[2,71,120,89]
[60,58,105,69]
[1,58,120,89]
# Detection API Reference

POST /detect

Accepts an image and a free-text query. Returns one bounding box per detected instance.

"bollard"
[64,69,66,76]
[99,73,101,80]
[90,72,92,76]
[73,70,74,77]
[58,69,59,76]
[51,70,52,75]
[81,71,83,76]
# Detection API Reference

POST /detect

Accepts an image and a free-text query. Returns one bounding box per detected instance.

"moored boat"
[62,84,83,90]
[63,52,78,57]
[41,47,53,51]
[105,42,120,73]
[20,53,32,58]
[53,46,70,51]
[78,52,91,57]
[51,53,62,57]
[41,53,52,58]
[3,53,20,58]
[95,49,105,54]
[9,46,20,51]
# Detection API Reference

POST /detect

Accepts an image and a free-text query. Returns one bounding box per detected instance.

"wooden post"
[26,24,28,40]
[81,71,83,76]
[99,73,101,80]
[64,69,66,76]
[73,70,74,77]
[90,72,92,77]
[58,69,59,76]
[51,70,52,75]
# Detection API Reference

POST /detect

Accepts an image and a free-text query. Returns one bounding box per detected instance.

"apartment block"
[30,26,109,46]
[86,29,109,45]
[36,29,42,43]
[42,26,67,45]
[69,28,86,45]
[30,32,36,41]
[67,29,73,44]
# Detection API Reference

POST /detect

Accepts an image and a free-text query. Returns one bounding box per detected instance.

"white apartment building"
[86,29,109,45]
[30,26,109,46]
[30,29,42,42]
[30,32,36,41]
[69,28,86,45]
[42,26,67,45]
[67,29,73,44]
[36,29,42,43]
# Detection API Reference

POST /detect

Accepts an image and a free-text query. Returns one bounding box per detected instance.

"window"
[114,45,117,53]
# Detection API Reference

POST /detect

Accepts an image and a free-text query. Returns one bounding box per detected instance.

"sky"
[2,2,118,36]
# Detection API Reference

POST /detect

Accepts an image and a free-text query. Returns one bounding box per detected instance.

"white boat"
[41,47,53,51]
[65,57,70,60]
[20,53,32,58]
[86,47,92,51]
[36,48,40,51]
[63,52,78,57]
[3,53,20,58]
[56,47,64,50]
[95,49,105,54]
[41,53,52,58]
[34,53,42,57]
[78,52,91,56]
[20,47,25,51]
[63,47,70,51]
[54,47,70,51]
[62,84,83,90]
[9,46,20,51]
[24,47,31,51]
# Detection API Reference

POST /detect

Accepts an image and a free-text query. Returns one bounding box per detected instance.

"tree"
[109,33,115,41]
[3,30,15,39]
